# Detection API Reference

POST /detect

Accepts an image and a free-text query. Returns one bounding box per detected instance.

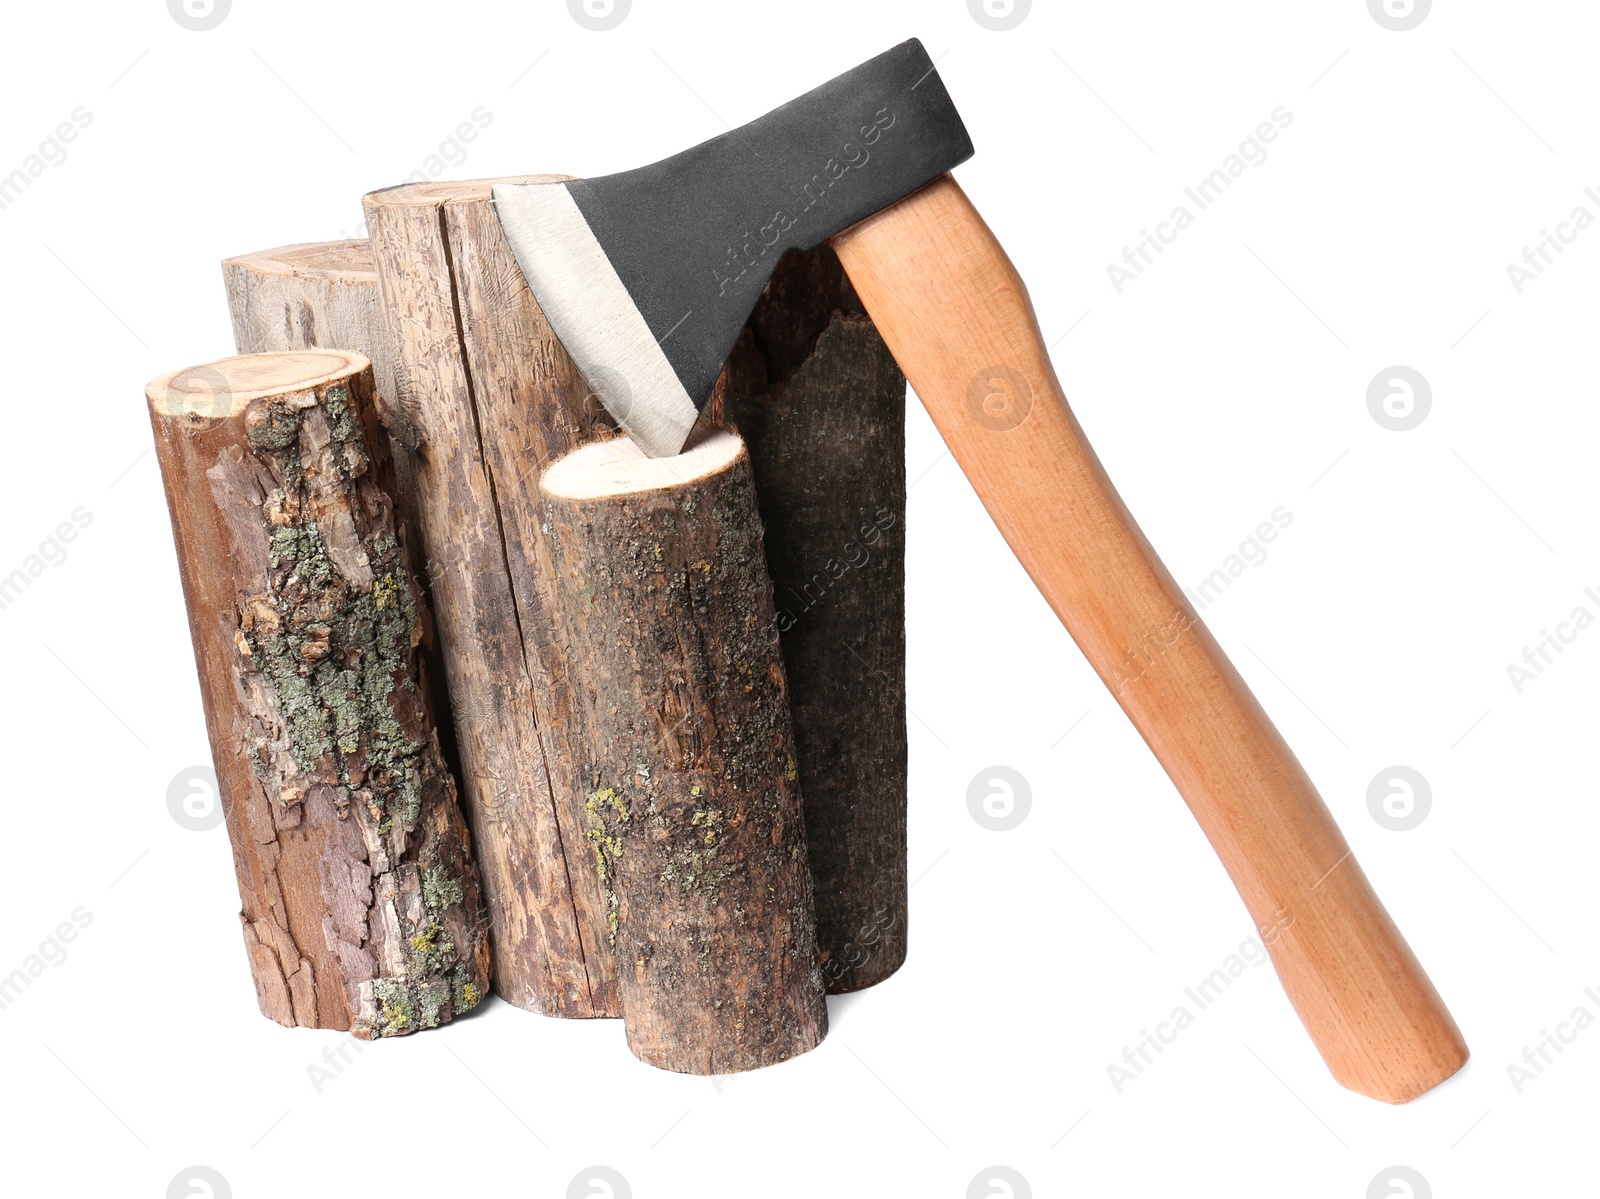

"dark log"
[721,245,909,991]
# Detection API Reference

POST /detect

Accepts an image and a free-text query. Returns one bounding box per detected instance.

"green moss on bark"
[240,387,427,832]
[233,381,486,1037]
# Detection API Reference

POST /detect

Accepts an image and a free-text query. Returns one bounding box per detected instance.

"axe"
[493,38,1467,1102]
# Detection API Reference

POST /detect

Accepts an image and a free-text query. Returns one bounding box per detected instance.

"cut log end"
[539,428,740,500]
[365,172,573,208]
[222,240,375,281]
[147,349,370,421]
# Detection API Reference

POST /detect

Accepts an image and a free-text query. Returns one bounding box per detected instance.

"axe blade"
[493,37,972,457]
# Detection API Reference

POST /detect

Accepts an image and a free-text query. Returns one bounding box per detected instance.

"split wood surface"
[147,350,490,1038]
[363,177,620,1017]
[832,173,1468,1103]
[541,430,827,1072]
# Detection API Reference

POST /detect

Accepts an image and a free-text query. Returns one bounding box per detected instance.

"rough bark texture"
[721,245,909,991]
[540,433,827,1073]
[147,351,490,1037]
[362,178,619,1017]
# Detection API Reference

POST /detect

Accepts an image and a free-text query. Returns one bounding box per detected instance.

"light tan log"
[832,174,1468,1103]
[223,242,400,432]
[362,177,621,1016]
[541,430,827,1073]
[147,350,490,1037]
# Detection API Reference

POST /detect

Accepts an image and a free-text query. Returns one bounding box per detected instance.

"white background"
[0,1,1594,1196]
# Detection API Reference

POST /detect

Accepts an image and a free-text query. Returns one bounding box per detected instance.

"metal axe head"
[493,38,972,457]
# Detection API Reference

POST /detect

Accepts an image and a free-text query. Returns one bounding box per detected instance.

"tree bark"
[540,430,827,1073]
[721,245,908,991]
[361,178,620,1017]
[147,350,490,1037]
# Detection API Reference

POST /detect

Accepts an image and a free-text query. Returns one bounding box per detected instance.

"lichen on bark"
[541,437,826,1071]
[225,381,487,1037]
[238,387,427,832]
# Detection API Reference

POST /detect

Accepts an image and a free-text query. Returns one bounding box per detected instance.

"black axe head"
[493,38,972,457]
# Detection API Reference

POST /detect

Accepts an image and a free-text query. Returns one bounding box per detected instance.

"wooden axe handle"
[831,175,1467,1103]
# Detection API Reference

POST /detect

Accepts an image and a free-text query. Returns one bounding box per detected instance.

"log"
[362,178,619,1017]
[540,429,827,1073]
[147,349,490,1037]
[720,245,908,991]
[363,176,910,1001]
[221,242,402,445]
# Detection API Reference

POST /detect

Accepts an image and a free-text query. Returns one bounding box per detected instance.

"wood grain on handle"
[831,175,1468,1103]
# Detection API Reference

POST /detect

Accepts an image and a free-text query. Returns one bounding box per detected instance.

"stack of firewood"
[145,175,908,1074]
